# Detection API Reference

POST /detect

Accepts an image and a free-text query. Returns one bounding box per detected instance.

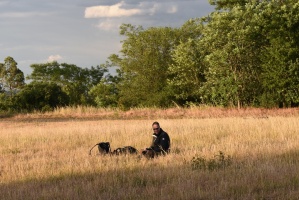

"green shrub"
[191,151,232,171]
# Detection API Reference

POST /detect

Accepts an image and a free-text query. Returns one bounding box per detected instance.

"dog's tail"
[89,143,99,155]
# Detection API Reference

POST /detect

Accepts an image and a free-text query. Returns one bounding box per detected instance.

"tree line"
[1,0,299,112]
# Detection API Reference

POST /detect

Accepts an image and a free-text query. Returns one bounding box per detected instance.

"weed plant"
[191,151,232,171]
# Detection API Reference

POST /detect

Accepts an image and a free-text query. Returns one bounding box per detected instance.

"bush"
[15,81,69,112]
[191,151,232,171]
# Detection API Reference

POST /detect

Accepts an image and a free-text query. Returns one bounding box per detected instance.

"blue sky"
[0,0,214,77]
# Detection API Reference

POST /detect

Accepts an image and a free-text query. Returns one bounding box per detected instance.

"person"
[142,121,170,158]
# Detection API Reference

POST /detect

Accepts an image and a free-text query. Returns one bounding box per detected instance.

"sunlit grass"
[8,106,299,121]
[1,108,299,199]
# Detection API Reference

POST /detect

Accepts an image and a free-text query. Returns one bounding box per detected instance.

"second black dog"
[112,146,138,155]
[89,142,138,155]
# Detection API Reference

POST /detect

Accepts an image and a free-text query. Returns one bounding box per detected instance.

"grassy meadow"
[1,107,299,199]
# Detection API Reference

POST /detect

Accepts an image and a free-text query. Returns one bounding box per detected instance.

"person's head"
[152,121,160,133]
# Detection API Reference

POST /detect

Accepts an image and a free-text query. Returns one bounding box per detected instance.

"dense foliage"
[1,0,299,112]
[14,81,69,112]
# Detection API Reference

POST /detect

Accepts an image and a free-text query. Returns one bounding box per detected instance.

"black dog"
[89,142,111,155]
[89,142,138,155]
[112,146,138,155]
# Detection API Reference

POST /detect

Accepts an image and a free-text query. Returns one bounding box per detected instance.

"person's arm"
[159,134,170,151]
[151,135,157,147]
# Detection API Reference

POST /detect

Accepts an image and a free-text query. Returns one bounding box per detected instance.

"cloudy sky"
[0,0,214,76]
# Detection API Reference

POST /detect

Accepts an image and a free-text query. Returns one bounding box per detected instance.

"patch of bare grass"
[3,106,299,122]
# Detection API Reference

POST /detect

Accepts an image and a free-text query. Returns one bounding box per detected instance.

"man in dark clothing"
[142,121,170,158]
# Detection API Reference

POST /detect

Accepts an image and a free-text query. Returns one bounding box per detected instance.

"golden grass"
[4,106,299,121]
[1,108,299,199]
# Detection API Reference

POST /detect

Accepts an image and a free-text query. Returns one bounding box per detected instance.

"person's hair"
[152,121,160,127]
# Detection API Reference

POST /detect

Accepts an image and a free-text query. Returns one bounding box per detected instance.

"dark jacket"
[151,128,170,153]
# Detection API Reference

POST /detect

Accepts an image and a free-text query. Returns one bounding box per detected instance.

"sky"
[0,0,214,77]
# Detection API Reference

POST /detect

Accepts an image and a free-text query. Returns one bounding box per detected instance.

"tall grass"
[8,106,299,120]
[1,109,299,199]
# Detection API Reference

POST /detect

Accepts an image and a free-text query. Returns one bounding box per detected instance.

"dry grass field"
[1,107,299,199]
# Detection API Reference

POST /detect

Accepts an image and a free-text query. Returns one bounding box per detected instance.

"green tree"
[14,81,69,112]
[200,2,265,107]
[200,0,299,108]
[167,19,207,105]
[0,63,4,93]
[0,56,25,97]
[0,93,14,112]
[27,61,107,106]
[258,0,299,107]
[110,24,181,108]
[209,0,247,10]
[89,74,119,108]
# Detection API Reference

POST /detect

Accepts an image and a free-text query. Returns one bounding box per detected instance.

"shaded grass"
[1,152,299,200]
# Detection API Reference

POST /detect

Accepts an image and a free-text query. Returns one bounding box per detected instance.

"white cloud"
[47,55,62,62]
[85,1,142,18]
[138,2,178,15]
[84,1,180,22]
[167,5,178,14]
[96,20,119,31]
[148,3,159,15]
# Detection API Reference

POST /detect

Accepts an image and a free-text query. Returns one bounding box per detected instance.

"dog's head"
[98,142,110,154]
